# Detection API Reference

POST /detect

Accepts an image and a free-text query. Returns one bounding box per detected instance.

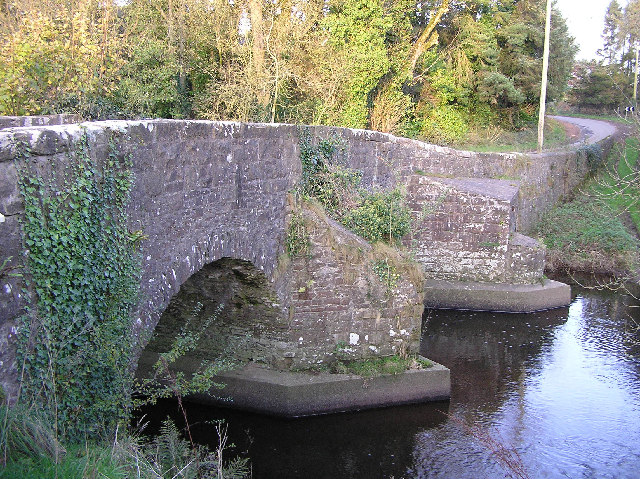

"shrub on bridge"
[297,127,411,245]
[344,188,411,244]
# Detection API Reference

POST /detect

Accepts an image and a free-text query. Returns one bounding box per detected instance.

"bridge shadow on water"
[135,397,449,479]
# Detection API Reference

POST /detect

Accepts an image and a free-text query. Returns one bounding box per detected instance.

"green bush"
[303,166,362,215]
[579,143,604,171]
[297,128,412,245]
[422,104,469,144]
[344,188,411,244]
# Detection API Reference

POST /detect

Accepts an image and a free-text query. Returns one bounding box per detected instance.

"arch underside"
[137,257,290,378]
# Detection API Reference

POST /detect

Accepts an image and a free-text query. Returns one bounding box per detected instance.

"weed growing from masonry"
[331,349,432,378]
[14,133,140,443]
[296,126,410,245]
[285,211,310,258]
[371,258,400,290]
[0,256,20,281]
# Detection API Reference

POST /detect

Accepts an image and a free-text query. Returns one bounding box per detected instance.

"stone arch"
[137,257,291,378]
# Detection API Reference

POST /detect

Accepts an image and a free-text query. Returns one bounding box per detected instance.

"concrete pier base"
[424,279,571,312]
[190,359,451,417]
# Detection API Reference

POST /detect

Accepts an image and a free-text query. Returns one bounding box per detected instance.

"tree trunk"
[249,0,269,109]
[406,0,450,77]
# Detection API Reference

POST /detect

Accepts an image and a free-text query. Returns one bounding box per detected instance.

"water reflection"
[420,306,568,411]
[138,285,640,479]
[419,286,640,478]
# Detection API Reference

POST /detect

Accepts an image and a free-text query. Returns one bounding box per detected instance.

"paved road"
[550,115,618,144]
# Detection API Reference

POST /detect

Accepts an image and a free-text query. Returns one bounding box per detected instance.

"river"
[140,282,640,478]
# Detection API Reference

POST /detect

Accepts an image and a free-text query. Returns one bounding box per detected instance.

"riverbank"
[0,403,250,479]
[535,135,640,280]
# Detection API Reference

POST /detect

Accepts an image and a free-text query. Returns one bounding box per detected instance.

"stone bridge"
[0,117,615,401]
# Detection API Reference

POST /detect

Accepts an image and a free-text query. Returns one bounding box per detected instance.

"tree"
[619,0,640,75]
[322,0,393,128]
[496,0,576,106]
[0,0,579,140]
[0,0,121,117]
[599,0,623,64]
[410,0,574,137]
[192,0,337,124]
[118,0,211,119]
[569,62,626,111]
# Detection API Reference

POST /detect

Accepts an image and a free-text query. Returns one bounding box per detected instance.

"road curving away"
[550,115,618,145]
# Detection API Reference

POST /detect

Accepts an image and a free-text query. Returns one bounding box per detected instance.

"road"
[550,115,618,145]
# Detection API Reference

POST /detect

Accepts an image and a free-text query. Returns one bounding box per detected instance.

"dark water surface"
[140,285,640,478]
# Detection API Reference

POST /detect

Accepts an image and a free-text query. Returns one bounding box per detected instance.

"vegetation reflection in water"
[138,284,640,479]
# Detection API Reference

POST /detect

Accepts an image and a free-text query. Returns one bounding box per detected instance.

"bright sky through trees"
[555,0,629,60]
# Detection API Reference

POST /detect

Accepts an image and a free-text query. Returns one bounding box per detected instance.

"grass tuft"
[0,404,65,468]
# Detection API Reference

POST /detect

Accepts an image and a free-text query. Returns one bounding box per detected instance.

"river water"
[142,283,640,478]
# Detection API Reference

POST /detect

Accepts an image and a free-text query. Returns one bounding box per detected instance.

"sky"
[554,0,629,60]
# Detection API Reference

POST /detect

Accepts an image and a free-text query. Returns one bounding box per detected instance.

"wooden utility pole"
[634,44,639,109]
[537,0,552,152]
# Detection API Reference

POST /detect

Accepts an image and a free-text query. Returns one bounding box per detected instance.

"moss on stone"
[332,354,432,378]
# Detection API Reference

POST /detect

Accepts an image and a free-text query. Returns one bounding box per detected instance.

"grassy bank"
[455,118,568,152]
[0,404,249,479]
[535,137,640,277]
[0,443,119,479]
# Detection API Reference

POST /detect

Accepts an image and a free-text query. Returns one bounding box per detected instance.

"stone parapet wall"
[0,114,82,130]
[404,175,544,284]
[513,139,616,231]
[304,125,616,232]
